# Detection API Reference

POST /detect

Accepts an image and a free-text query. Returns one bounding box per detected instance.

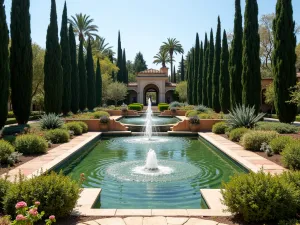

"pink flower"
[15,201,27,209]
[29,209,38,216]
[34,201,40,206]
[49,215,55,220]
[16,214,27,221]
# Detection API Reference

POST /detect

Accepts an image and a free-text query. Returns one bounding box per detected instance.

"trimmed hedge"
[241,131,279,151]
[282,141,300,170]
[45,129,70,144]
[185,110,198,118]
[229,127,249,142]
[158,104,169,112]
[270,136,294,154]
[64,122,83,135]
[0,140,15,164]
[128,104,142,111]
[212,122,228,134]
[255,122,299,134]
[14,134,48,155]
[92,111,110,119]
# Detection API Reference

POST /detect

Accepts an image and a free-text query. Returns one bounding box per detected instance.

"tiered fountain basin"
[54,136,247,209]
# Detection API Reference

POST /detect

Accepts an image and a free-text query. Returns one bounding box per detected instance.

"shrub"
[0,140,15,164]
[0,216,11,225]
[3,172,81,218]
[2,135,16,144]
[282,141,300,170]
[45,129,70,144]
[39,113,64,130]
[221,171,299,222]
[128,104,142,111]
[296,115,300,122]
[229,127,249,142]
[1,124,30,136]
[76,121,88,133]
[212,122,228,134]
[227,105,265,128]
[15,134,48,155]
[241,131,279,151]
[7,111,15,118]
[92,111,110,119]
[185,110,198,117]
[99,116,110,124]
[194,104,210,113]
[189,116,200,125]
[7,152,22,165]
[270,136,294,154]
[0,178,12,211]
[158,104,169,112]
[255,121,299,134]
[64,122,83,135]
[169,101,183,108]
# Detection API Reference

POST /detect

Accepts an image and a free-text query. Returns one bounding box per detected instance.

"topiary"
[3,171,81,218]
[0,140,15,164]
[255,121,299,134]
[128,104,142,111]
[0,178,12,211]
[39,113,64,130]
[241,130,279,151]
[92,111,110,119]
[269,136,294,154]
[76,121,88,133]
[185,110,198,118]
[64,122,83,135]
[44,129,70,144]
[221,171,299,222]
[212,122,228,134]
[14,134,48,155]
[282,141,300,170]
[229,127,249,142]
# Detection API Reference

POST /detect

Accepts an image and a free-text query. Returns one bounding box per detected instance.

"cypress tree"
[242,0,261,112]
[86,38,96,110]
[0,0,9,128]
[60,1,71,115]
[95,58,102,106]
[197,42,204,105]
[122,49,127,83]
[193,33,200,104]
[78,39,87,111]
[108,52,115,81]
[116,31,123,82]
[229,0,243,108]
[272,0,297,123]
[220,30,230,113]
[174,65,176,83]
[202,33,209,106]
[69,24,79,114]
[187,52,194,104]
[180,55,185,81]
[10,0,33,123]
[212,16,221,112]
[207,29,215,107]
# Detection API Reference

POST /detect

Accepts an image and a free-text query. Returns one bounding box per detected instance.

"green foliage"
[0,215,10,225]
[116,31,123,82]
[185,110,198,117]
[92,111,110,119]
[45,128,70,144]
[221,171,299,222]
[128,104,142,111]
[189,116,200,125]
[44,0,63,114]
[207,29,214,108]
[169,101,183,108]
[229,127,249,142]
[158,104,169,112]
[15,134,48,155]
[39,113,64,130]
[95,58,102,106]
[255,121,299,134]
[202,34,209,106]
[99,116,110,124]
[194,105,209,113]
[3,171,81,218]
[273,0,297,123]
[180,55,185,81]
[76,121,88,133]
[86,39,96,110]
[197,42,204,104]
[270,136,293,154]
[193,33,200,105]
[1,124,30,136]
[0,140,15,164]
[64,122,82,135]
[0,177,11,211]
[212,122,227,134]
[107,82,128,105]
[241,130,279,151]
[282,141,300,170]
[227,105,265,128]
[78,39,87,111]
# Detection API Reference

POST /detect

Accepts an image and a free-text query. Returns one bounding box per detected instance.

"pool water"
[57,136,247,209]
[118,115,180,125]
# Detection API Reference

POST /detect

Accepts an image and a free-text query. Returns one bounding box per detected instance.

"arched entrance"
[143,84,159,105]
[127,90,138,104]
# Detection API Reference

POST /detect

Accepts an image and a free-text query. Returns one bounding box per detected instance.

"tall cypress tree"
[78,39,87,111]
[86,38,96,110]
[273,0,297,123]
[202,33,209,106]
[180,55,185,81]
[0,0,9,128]
[69,24,79,114]
[212,17,221,112]
[109,52,115,81]
[10,0,32,123]
[229,0,243,109]
[174,65,176,83]
[60,1,71,115]
[187,51,194,104]
[116,31,123,82]
[193,33,200,105]
[220,30,230,113]
[242,0,261,112]
[122,49,127,83]
[197,42,204,105]
[95,58,102,106]
[207,29,215,107]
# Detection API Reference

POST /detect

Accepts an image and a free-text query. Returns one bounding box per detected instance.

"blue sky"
[4,0,300,70]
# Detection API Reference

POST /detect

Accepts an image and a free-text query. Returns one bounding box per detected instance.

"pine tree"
[272,0,297,123]
[10,0,33,123]
[78,39,87,111]
[193,33,200,105]
[229,0,243,108]
[207,29,215,107]
[122,49,127,83]
[0,0,9,128]
[174,65,176,83]
[60,2,71,115]
[86,38,96,110]
[220,30,230,113]
[202,33,209,106]
[116,31,123,82]
[95,58,102,106]
[212,16,221,112]
[242,0,261,112]
[69,24,79,114]
[180,55,185,81]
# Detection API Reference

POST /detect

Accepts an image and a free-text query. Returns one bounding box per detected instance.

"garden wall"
[172,119,225,132]
[160,110,187,116]
[105,110,139,116]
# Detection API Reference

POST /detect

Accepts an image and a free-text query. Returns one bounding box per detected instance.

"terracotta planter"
[189,123,201,132]
[99,123,109,131]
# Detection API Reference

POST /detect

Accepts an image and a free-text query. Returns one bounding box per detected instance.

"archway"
[127,90,138,104]
[143,84,159,105]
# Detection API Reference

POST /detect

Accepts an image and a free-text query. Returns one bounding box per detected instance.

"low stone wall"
[160,110,187,116]
[105,110,139,116]
[65,119,128,131]
[171,119,225,132]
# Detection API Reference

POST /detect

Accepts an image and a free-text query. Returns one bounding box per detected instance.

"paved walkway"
[77,217,228,225]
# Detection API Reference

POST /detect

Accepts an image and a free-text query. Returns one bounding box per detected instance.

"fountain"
[144,98,153,140]
[144,149,158,170]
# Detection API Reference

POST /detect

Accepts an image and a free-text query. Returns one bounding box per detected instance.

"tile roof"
[138,69,165,74]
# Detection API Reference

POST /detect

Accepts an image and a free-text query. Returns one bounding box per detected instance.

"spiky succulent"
[39,113,64,130]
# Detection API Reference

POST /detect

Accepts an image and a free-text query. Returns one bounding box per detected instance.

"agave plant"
[227,105,265,128]
[39,113,64,130]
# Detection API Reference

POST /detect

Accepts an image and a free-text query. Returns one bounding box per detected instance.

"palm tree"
[153,49,171,68]
[160,38,184,76]
[86,36,114,58]
[68,13,99,41]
